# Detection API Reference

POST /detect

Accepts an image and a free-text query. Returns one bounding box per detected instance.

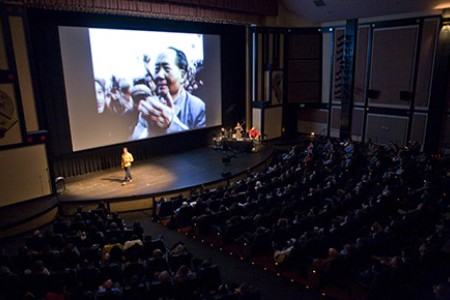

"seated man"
[220,127,229,139]
[248,126,260,140]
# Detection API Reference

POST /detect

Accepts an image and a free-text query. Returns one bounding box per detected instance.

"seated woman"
[234,122,244,140]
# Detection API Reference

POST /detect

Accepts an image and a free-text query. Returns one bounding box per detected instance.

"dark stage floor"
[59,143,274,202]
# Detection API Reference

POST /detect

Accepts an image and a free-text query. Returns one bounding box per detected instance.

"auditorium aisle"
[122,210,321,300]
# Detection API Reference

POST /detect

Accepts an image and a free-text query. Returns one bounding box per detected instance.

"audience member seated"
[168,242,193,272]
[168,201,195,229]
[95,278,122,299]
[147,248,170,277]
[131,221,144,240]
[102,237,124,265]
[174,264,196,283]
[122,238,143,266]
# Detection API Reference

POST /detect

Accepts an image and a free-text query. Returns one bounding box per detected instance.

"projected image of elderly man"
[131,47,206,139]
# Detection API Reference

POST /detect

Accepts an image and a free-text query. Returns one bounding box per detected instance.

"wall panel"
[411,113,427,147]
[415,18,439,109]
[331,28,345,104]
[288,82,321,103]
[297,108,328,135]
[0,18,9,70]
[353,26,369,105]
[0,83,22,146]
[440,115,450,151]
[264,106,282,139]
[9,16,39,132]
[366,114,408,145]
[288,60,320,81]
[330,106,341,137]
[322,31,333,104]
[369,26,418,108]
[351,107,364,141]
[0,144,51,208]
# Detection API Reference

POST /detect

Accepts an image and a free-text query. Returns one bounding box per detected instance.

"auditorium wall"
[0,144,51,208]
[297,14,449,153]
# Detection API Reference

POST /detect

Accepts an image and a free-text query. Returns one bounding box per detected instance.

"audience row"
[0,202,259,300]
[154,138,450,299]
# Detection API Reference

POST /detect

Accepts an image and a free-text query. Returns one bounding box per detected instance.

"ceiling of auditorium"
[278,0,450,23]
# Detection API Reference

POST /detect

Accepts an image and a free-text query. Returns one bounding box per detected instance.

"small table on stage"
[222,138,254,153]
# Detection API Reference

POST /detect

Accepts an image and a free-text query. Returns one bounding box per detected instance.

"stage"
[58,143,274,204]
[2,136,311,238]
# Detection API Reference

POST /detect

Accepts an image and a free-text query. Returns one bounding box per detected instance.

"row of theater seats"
[153,138,450,299]
[0,204,260,300]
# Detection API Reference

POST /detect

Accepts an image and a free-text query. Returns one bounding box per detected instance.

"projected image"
[59,27,221,151]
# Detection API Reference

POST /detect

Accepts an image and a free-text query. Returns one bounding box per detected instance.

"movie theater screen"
[59,27,222,151]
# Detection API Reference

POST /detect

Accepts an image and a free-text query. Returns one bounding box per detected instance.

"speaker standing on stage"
[121,147,134,184]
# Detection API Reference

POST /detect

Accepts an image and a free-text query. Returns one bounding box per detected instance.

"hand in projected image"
[138,94,174,129]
